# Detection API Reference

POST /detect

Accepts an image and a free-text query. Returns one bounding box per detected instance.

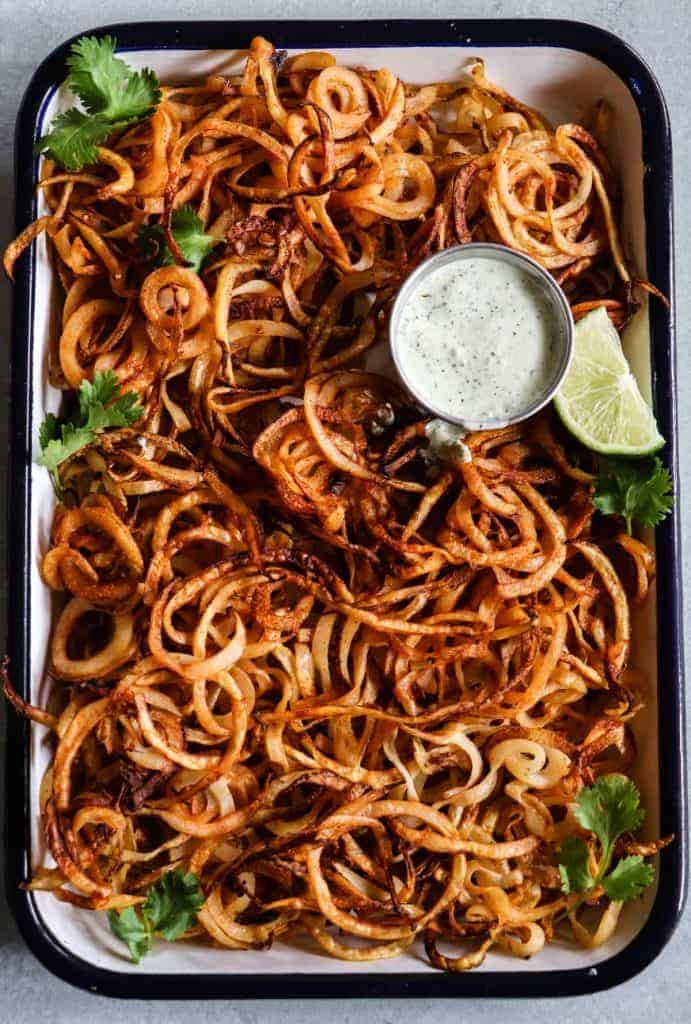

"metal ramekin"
[389,242,575,430]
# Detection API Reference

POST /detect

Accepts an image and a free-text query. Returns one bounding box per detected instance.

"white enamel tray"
[6,20,684,999]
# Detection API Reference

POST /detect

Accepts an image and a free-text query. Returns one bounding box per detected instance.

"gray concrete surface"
[0,0,688,1020]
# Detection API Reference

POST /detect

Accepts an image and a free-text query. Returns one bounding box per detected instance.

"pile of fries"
[3,37,660,969]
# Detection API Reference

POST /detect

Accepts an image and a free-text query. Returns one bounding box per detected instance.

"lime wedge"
[554,306,664,456]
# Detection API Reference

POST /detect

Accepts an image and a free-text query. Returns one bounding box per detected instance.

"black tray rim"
[5,17,686,1000]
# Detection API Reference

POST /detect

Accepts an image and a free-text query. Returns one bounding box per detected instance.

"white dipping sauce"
[395,255,564,425]
[424,419,471,465]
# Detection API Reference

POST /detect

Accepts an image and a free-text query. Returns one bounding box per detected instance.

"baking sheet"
[19,37,667,980]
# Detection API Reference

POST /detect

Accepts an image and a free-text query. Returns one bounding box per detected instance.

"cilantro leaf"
[593,456,673,534]
[35,108,113,172]
[111,69,161,124]
[38,370,143,492]
[77,370,121,416]
[107,905,152,964]
[66,36,133,114]
[139,205,222,273]
[38,412,61,450]
[108,870,205,963]
[559,776,656,905]
[143,870,205,942]
[557,836,595,895]
[66,36,132,114]
[40,422,95,492]
[84,390,143,433]
[66,36,159,123]
[36,34,160,171]
[167,206,223,272]
[601,856,655,902]
[574,775,645,856]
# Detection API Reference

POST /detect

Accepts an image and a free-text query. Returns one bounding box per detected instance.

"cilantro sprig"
[39,370,143,494]
[558,776,654,903]
[36,35,160,171]
[139,205,223,273]
[108,870,205,963]
[593,456,673,534]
